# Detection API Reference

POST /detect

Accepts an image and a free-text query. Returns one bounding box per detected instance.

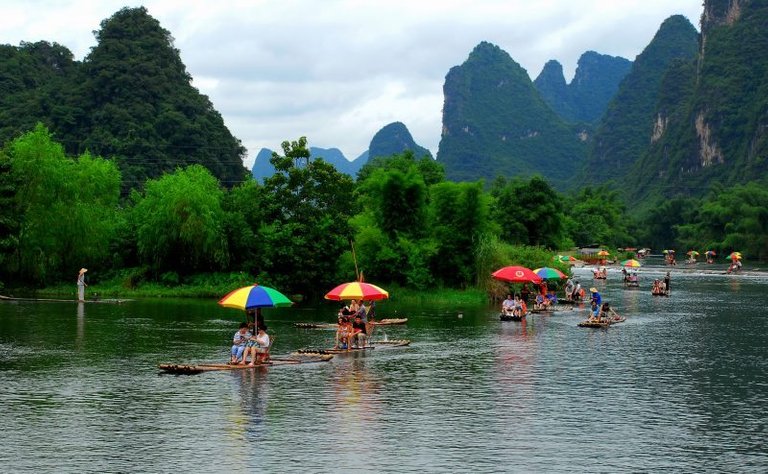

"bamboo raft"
[1,294,132,304]
[158,354,334,375]
[293,339,411,355]
[294,318,408,329]
[499,312,525,321]
[530,305,574,313]
[578,320,610,328]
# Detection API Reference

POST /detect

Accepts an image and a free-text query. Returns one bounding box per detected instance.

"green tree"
[259,137,357,295]
[131,164,228,274]
[492,176,568,248]
[563,186,633,247]
[3,124,120,284]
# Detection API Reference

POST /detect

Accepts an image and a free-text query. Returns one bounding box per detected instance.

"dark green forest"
[1,6,766,296]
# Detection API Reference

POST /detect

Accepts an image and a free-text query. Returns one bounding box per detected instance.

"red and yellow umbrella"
[325,282,389,301]
[596,250,610,257]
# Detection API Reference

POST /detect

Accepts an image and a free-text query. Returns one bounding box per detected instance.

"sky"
[1,1,703,168]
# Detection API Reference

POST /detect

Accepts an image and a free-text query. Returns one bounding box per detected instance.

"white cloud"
[0,0,703,168]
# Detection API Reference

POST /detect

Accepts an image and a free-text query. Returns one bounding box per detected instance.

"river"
[1,265,767,472]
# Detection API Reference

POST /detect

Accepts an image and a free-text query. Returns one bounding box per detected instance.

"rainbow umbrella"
[218,284,293,310]
[727,252,742,260]
[705,250,716,256]
[687,250,699,256]
[491,266,542,283]
[621,259,642,268]
[553,255,577,263]
[533,267,567,279]
[325,282,389,301]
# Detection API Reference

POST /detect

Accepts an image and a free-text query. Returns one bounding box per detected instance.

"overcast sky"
[1,1,702,168]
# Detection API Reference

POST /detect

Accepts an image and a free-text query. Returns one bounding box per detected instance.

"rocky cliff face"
[437,41,586,190]
[582,15,699,185]
[627,0,768,204]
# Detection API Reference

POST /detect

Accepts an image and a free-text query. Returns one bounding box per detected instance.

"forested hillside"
[583,15,699,185]
[0,7,247,191]
[629,0,768,203]
[534,51,632,124]
[436,42,587,190]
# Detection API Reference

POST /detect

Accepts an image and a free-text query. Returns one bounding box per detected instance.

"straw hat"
[589,287,598,293]
[79,268,88,274]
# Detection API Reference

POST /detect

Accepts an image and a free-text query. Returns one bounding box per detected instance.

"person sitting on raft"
[512,295,525,317]
[334,316,353,349]
[534,292,549,310]
[502,294,515,315]
[599,303,622,322]
[547,290,558,305]
[242,326,270,365]
[230,322,251,364]
[351,315,368,349]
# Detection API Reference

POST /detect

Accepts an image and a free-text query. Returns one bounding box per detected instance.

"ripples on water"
[1,269,767,472]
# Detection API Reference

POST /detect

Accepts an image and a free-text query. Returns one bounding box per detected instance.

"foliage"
[562,185,634,248]
[676,182,768,259]
[258,137,357,296]
[491,176,570,248]
[131,164,228,273]
[2,124,121,284]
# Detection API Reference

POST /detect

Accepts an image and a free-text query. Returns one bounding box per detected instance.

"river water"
[1,265,767,473]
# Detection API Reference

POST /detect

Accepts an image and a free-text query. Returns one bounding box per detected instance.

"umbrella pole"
[351,240,360,281]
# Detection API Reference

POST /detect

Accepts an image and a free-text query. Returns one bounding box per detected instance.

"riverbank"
[7,279,490,306]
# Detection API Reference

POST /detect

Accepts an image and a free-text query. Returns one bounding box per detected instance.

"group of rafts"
[159,281,410,375]
[491,264,630,329]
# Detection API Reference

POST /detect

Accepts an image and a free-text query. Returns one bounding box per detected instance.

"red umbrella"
[491,266,542,283]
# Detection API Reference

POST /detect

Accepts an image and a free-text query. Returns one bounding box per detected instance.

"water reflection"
[76,302,85,350]
[229,368,270,440]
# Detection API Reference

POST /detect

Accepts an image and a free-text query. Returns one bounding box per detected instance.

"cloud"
[0,0,703,167]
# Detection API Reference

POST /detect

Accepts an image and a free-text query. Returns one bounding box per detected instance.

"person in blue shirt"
[589,288,602,320]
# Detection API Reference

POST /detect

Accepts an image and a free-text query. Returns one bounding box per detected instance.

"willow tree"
[2,124,121,284]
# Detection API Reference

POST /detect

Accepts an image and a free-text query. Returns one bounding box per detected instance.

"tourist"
[230,322,251,363]
[664,272,671,295]
[502,294,515,315]
[589,287,602,319]
[564,278,574,300]
[573,281,582,301]
[351,315,368,348]
[547,289,558,305]
[520,284,531,303]
[77,268,88,302]
[334,316,353,349]
[513,295,524,317]
[245,326,271,365]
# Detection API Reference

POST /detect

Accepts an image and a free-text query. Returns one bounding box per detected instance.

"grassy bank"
[25,278,491,306]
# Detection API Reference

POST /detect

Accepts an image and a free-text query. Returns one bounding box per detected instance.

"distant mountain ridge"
[251,121,430,180]
[534,51,632,123]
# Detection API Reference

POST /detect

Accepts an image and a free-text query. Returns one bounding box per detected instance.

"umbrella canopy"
[533,267,567,279]
[621,259,642,268]
[218,284,293,310]
[596,250,610,256]
[325,282,389,301]
[728,252,742,260]
[687,250,699,256]
[553,255,577,263]
[705,250,717,256]
[491,266,542,283]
